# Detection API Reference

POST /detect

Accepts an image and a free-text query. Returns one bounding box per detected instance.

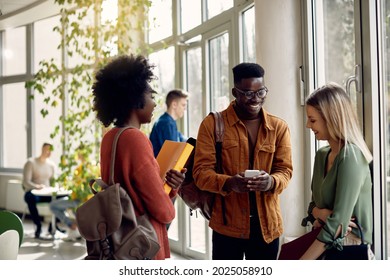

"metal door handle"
[346,64,362,95]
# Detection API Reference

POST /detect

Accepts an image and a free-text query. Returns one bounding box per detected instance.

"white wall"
[0,173,23,209]
[255,0,306,239]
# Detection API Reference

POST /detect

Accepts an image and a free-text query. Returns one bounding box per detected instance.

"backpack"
[178,111,224,220]
[75,127,160,260]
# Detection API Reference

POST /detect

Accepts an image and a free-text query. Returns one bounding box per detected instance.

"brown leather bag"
[76,127,160,260]
[178,111,224,220]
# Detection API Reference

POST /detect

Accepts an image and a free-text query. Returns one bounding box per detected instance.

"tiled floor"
[17,217,185,260]
[19,218,88,260]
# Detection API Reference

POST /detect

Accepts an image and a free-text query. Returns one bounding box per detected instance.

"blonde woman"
[300,82,373,260]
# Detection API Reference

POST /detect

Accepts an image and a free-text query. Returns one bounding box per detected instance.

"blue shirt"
[149,112,186,157]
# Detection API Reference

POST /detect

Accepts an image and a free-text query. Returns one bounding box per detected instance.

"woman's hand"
[345,218,356,236]
[165,168,187,190]
[311,207,332,229]
[312,207,332,222]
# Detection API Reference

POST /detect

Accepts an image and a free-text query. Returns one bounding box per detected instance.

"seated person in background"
[23,142,56,239]
[149,89,188,157]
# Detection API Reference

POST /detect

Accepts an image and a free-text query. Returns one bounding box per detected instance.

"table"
[31,186,72,197]
[31,187,72,235]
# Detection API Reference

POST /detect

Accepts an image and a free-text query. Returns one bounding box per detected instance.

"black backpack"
[177,112,225,221]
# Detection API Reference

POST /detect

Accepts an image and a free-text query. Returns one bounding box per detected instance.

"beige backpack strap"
[109,126,135,185]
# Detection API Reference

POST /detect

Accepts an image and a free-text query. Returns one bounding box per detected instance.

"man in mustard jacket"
[193,62,293,260]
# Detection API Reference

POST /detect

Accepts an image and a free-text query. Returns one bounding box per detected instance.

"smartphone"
[244,170,261,177]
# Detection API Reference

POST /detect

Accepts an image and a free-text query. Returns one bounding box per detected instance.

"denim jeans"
[49,197,79,228]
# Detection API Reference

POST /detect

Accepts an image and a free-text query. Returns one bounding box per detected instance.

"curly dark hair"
[92,54,156,127]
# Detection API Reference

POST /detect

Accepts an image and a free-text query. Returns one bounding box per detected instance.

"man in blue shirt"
[150,89,188,230]
[150,89,188,157]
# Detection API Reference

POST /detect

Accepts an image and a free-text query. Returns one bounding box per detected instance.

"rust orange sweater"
[100,127,175,260]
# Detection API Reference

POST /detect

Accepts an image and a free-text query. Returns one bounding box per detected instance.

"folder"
[156,140,194,194]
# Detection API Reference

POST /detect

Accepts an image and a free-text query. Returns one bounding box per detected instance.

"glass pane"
[101,0,118,24]
[168,197,179,240]
[188,212,206,253]
[2,83,27,168]
[209,33,230,112]
[147,47,175,134]
[148,0,172,43]
[34,81,62,166]
[180,0,201,33]
[185,47,202,139]
[314,0,357,148]
[184,46,208,254]
[67,6,96,69]
[382,0,390,259]
[317,0,356,85]
[242,6,256,62]
[207,0,233,20]
[34,15,62,71]
[101,0,119,57]
[67,72,97,157]
[3,26,26,76]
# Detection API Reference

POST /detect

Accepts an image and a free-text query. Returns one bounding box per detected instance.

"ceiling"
[0,0,40,17]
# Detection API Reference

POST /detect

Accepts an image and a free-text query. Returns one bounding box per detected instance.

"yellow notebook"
[156,140,194,194]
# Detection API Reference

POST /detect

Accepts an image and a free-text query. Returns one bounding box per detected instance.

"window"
[242,6,256,62]
[209,33,230,112]
[34,16,61,71]
[185,47,202,139]
[33,81,62,166]
[207,0,233,20]
[67,7,96,69]
[381,0,390,259]
[180,0,202,33]
[2,83,27,168]
[3,26,26,76]
[147,47,176,134]
[148,0,172,43]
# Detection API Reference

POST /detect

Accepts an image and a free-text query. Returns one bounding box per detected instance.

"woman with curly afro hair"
[92,54,185,260]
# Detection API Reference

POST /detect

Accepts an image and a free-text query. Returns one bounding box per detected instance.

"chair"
[0,231,20,260]
[5,179,51,222]
[0,210,24,260]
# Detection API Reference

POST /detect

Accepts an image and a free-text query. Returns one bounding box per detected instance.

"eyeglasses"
[234,86,268,99]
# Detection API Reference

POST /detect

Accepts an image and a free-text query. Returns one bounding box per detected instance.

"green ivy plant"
[25,0,151,202]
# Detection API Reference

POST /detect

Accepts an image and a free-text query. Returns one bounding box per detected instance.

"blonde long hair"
[306,82,372,163]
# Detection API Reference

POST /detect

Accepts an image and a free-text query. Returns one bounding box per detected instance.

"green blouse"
[310,144,372,247]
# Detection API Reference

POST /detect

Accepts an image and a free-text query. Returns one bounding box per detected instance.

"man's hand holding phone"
[245,169,273,192]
